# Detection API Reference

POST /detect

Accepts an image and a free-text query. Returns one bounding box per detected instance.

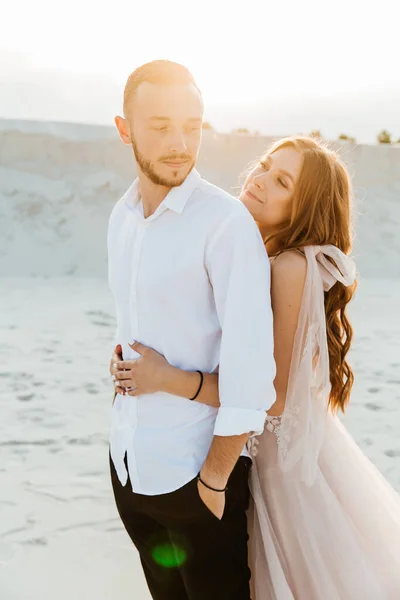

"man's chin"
[169,176,188,187]
[158,163,194,187]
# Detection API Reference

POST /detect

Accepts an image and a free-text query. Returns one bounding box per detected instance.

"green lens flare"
[152,543,187,568]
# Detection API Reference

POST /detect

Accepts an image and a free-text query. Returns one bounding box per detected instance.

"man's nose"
[168,131,188,154]
[170,131,187,154]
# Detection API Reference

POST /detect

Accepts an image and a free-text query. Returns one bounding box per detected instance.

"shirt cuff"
[213,407,267,438]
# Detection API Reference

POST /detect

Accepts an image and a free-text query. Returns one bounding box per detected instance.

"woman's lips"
[244,189,262,202]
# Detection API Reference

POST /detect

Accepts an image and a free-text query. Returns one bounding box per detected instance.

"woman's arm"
[267,251,307,416]
[112,341,221,407]
[163,367,220,408]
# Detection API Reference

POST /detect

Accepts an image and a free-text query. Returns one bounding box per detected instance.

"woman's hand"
[111,341,171,396]
[110,344,125,396]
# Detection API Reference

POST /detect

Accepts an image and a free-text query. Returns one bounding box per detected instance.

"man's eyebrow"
[147,116,202,123]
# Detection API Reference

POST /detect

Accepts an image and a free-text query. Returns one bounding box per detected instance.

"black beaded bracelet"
[189,370,204,401]
[197,474,227,493]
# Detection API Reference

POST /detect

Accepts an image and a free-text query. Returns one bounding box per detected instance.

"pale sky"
[1,0,399,142]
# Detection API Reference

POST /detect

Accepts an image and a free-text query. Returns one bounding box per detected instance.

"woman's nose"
[252,173,266,189]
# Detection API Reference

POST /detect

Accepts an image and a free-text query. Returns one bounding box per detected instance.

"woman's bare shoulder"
[271,250,307,275]
[270,250,307,298]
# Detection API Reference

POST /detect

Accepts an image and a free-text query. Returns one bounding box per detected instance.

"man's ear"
[115,115,132,145]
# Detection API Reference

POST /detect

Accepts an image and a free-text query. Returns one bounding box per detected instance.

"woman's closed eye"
[260,161,288,189]
[278,177,288,189]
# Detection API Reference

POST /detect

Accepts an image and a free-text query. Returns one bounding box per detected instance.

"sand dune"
[1,118,400,278]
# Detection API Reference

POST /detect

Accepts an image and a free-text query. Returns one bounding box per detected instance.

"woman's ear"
[115,115,132,145]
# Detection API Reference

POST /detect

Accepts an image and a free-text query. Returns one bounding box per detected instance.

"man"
[107,60,275,599]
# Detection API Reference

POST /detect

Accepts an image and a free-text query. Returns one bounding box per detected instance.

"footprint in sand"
[86,388,99,395]
[77,471,103,478]
[19,537,48,546]
[85,310,114,328]
[363,438,374,446]
[365,402,383,411]
[28,416,43,423]
[0,440,55,447]
[17,393,35,402]
[40,347,55,354]
[42,421,64,429]
[84,383,99,395]
[86,310,113,319]
[67,437,92,446]
[384,449,400,458]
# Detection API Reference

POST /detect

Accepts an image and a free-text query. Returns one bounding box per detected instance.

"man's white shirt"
[108,169,275,495]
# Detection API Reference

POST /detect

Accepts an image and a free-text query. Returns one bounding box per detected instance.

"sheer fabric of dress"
[247,245,400,600]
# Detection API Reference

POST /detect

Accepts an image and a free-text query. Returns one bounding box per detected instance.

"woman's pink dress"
[247,245,400,599]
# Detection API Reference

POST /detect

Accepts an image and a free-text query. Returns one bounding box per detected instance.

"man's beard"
[131,137,194,188]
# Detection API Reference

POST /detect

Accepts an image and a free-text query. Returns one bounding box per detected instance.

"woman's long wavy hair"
[262,136,357,413]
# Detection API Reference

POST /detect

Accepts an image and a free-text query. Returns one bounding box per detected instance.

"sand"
[0,119,399,599]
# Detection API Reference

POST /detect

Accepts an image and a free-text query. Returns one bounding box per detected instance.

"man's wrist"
[200,433,250,489]
[199,465,229,488]
[197,474,227,492]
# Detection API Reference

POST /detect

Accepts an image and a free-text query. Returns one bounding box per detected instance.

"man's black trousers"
[109,452,253,600]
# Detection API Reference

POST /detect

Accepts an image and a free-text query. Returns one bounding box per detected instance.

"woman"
[110,136,400,599]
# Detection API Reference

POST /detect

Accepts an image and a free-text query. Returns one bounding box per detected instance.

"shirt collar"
[124,168,201,216]
[162,168,201,214]
[122,179,140,212]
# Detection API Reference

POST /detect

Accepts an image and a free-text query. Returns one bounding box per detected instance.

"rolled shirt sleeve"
[205,211,276,437]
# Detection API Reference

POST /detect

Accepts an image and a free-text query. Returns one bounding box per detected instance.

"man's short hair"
[123,60,201,115]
